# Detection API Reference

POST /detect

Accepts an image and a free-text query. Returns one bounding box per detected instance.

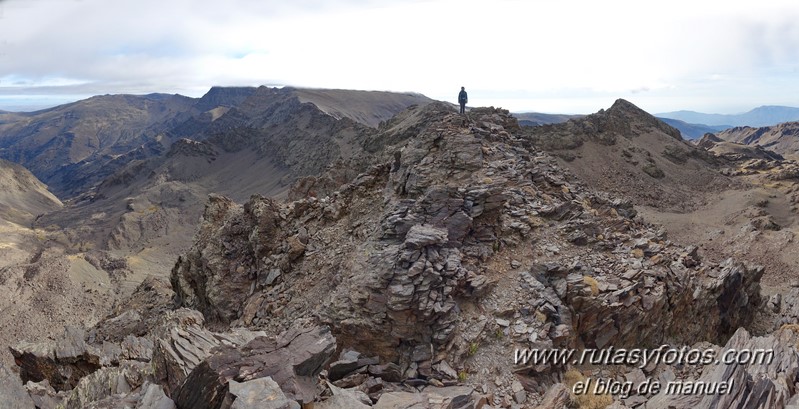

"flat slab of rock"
[229,377,300,409]
[0,363,35,409]
[374,386,481,409]
[316,383,371,409]
[10,328,100,391]
[138,383,176,409]
[404,224,448,249]
[152,321,264,395]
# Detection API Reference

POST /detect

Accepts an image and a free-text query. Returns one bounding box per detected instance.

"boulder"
[137,383,176,409]
[93,277,176,343]
[228,377,300,409]
[10,327,100,391]
[59,361,152,409]
[316,382,371,409]
[25,380,63,409]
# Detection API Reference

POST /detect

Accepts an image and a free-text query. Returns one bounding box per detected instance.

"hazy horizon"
[2,87,797,117]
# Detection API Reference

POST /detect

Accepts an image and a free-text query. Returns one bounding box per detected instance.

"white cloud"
[0,0,798,113]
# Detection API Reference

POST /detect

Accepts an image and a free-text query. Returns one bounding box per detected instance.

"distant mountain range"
[656,118,729,140]
[512,112,583,126]
[516,105,799,140]
[657,105,799,128]
[512,111,724,139]
[0,87,431,198]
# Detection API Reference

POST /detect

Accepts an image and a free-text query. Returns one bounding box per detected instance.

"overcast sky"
[1,0,798,114]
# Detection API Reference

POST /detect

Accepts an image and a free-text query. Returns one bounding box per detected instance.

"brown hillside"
[525,99,733,211]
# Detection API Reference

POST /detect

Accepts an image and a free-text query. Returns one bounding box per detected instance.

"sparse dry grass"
[780,323,799,332]
[779,324,799,349]
[583,276,599,296]
[564,368,614,409]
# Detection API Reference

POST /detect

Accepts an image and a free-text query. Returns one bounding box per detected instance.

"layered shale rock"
[8,102,787,407]
[172,326,336,408]
[645,327,799,409]
[165,104,767,406]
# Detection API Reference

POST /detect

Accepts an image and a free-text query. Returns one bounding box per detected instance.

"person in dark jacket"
[458,87,468,114]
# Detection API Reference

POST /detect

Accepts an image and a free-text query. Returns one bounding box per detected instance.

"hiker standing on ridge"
[458,86,468,114]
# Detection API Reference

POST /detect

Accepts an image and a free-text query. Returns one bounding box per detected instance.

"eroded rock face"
[169,105,768,381]
[146,308,265,396]
[171,194,286,324]
[172,326,336,409]
[646,327,799,409]
[92,276,177,343]
[10,326,100,391]
[566,257,762,349]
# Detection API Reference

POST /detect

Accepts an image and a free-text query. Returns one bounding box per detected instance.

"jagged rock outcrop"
[566,257,762,349]
[524,99,728,211]
[645,327,799,409]
[167,104,766,408]
[170,194,285,324]
[172,326,336,408]
[10,326,101,391]
[529,99,683,150]
[151,313,265,395]
[92,276,177,343]
[8,100,787,407]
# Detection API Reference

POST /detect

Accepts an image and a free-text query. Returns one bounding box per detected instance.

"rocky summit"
[4,96,799,409]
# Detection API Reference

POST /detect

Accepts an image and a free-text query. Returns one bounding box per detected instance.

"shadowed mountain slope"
[0,87,429,199]
[0,94,196,197]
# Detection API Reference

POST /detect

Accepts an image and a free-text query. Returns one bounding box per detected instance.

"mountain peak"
[606,99,663,123]
[608,98,644,113]
[596,99,682,140]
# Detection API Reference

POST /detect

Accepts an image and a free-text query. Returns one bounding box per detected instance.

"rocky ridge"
[524,99,731,211]
[5,102,796,408]
[715,121,799,156]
